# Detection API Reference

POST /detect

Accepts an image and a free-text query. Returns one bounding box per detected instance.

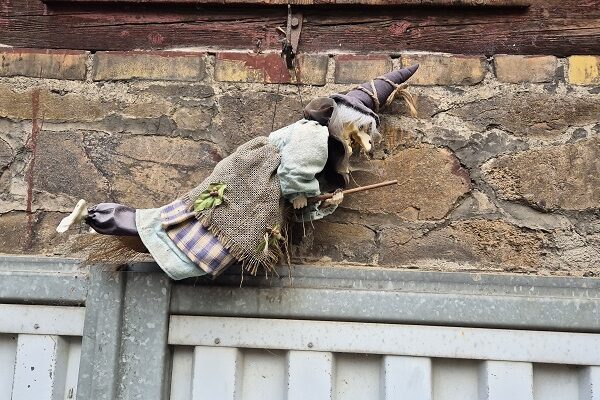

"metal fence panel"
[1,256,600,400]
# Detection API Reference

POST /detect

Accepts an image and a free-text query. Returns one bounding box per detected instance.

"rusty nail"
[307,342,313,348]
[291,17,300,28]
[33,323,39,330]
[214,338,221,344]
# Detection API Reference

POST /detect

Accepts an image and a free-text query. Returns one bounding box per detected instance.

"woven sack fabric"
[181,136,287,273]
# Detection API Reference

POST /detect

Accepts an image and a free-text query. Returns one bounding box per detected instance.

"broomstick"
[76,179,400,266]
[308,179,398,204]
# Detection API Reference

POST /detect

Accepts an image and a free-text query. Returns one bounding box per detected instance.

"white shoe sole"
[56,199,88,233]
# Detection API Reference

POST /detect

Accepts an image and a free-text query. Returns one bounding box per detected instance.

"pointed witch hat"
[330,63,420,127]
[303,64,420,189]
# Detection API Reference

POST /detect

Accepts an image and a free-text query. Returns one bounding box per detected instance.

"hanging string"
[270,81,281,132]
[271,55,305,131]
[291,62,304,110]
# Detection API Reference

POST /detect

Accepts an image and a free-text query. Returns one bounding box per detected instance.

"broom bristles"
[72,234,153,265]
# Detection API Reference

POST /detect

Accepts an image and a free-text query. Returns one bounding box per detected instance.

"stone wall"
[1,48,599,276]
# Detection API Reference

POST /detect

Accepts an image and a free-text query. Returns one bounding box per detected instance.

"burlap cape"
[181,136,288,274]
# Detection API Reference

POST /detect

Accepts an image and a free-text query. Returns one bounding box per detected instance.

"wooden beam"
[1,1,599,56]
[40,0,531,6]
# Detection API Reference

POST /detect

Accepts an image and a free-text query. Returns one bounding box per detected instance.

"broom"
[75,180,399,265]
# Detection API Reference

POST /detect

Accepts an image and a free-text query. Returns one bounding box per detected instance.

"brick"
[400,53,486,85]
[0,48,88,80]
[295,54,328,85]
[494,55,558,83]
[343,145,471,220]
[482,138,600,211]
[93,51,206,82]
[214,52,328,85]
[334,54,392,84]
[568,55,600,85]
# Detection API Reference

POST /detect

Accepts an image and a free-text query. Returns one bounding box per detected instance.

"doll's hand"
[322,190,344,208]
[292,195,308,209]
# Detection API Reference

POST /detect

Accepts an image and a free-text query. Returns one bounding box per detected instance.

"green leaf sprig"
[193,183,227,212]
[257,225,285,256]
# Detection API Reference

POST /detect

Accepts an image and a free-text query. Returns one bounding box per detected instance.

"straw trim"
[353,76,417,117]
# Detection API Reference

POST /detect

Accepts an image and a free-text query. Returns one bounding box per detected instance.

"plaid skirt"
[160,199,236,277]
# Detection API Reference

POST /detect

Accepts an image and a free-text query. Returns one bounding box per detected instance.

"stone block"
[482,138,600,211]
[568,55,600,85]
[33,131,110,205]
[0,212,29,253]
[304,220,376,263]
[334,54,392,84]
[27,211,75,255]
[494,55,558,83]
[448,92,600,138]
[342,145,471,220]
[0,211,73,257]
[0,85,114,122]
[0,137,13,171]
[93,51,206,82]
[380,219,545,271]
[215,52,328,85]
[121,99,173,119]
[140,84,215,101]
[0,48,88,80]
[172,107,213,131]
[82,133,224,208]
[217,92,302,151]
[378,115,422,150]
[400,53,487,85]
[0,85,35,121]
[40,91,113,122]
[428,128,529,168]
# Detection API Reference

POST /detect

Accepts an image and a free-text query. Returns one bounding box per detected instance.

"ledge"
[170,263,600,332]
[0,256,598,332]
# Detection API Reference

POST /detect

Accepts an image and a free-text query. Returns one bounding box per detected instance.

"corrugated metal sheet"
[1,257,599,400]
[0,305,84,400]
[167,316,600,400]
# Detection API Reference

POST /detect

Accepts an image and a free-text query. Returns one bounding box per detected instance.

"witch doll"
[56,65,419,280]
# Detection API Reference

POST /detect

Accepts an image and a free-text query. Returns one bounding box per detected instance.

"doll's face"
[342,122,376,155]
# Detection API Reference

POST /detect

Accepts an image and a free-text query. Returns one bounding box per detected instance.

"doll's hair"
[329,102,381,144]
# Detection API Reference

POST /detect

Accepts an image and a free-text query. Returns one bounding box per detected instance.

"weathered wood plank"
[1,1,599,55]
[41,0,531,6]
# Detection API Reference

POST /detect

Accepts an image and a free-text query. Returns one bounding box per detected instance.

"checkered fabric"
[160,199,235,277]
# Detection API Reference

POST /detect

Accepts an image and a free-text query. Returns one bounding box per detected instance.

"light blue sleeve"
[275,120,329,201]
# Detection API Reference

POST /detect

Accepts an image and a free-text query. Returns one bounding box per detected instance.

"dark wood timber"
[1,0,599,56]
[40,0,531,5]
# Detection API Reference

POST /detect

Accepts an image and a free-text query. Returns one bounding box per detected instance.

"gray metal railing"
[0,255,599,400]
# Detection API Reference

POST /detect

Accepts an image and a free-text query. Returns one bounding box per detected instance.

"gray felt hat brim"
[329,93,381,127]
